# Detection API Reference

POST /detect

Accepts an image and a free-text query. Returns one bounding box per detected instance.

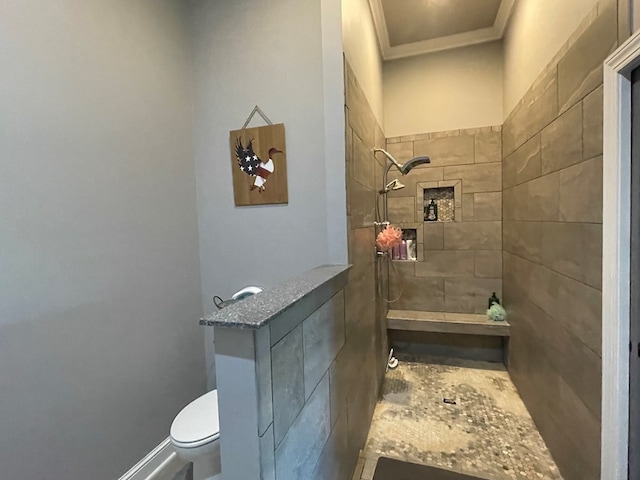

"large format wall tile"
[256,328,273,437]
[385,142,414,164]
[557,1,617,112]
[272,325,305,446]
[542,222,602,289]
[344,262,375,339]
[443,162,502,193]
[503,67,558,156]
[558,156,603,223]
[344,57,387,479]
[392,274,446,312]
[503,221,543,264]
[444,221,502,250]
[387,196,417,223]
[303,292,346,398]
[275,374,331,480]
[541,103,583,174]
[345,123,353,217]
[260,426,276,480]
[444,277,502,314]
[348,179,375,229]
[414,135,474,167]
[348,227,374,279]
[507,314,601,480]
[311,409,353,480]
[503,135,541,188]
[473,192,502,221]
[503,173,559,222]
[347,346,379,448]
[502,8,610,478]
[529,263,601,356]
[462,193,474,220]
[517,294,602,420]
[345,64,376,148]
[502,252,533,296]
[353,132,376,190]
[474,130,502,164]
[583,85,604,159]
[541,377,601,480]
[415,250,474,277]
[423,222,444,250]
[474,250,502,279]
[329,329,369,428]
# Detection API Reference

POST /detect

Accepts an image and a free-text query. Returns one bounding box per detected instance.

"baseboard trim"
[118,437,181,480]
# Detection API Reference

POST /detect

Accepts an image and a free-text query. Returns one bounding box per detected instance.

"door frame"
[603,30,640,480]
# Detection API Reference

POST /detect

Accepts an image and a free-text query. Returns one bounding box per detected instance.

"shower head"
[374,148,431,175]
[379,178,405,194]
[399,156,430,175]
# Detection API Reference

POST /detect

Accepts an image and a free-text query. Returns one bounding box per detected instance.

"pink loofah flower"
[376,225,403,251]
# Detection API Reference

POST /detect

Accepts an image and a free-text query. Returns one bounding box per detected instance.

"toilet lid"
[170,389,220,447]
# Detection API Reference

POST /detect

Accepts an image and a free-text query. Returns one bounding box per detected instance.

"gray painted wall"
[189,0,346,388]
[0,1,205,478]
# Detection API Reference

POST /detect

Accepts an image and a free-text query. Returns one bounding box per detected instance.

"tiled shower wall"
[341,59,388,477]
[384,127,503,314]
[502,3,616,479]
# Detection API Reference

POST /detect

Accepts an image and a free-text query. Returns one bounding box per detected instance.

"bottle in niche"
[488,292,500,309]
[406,239,416,260]
[425,199,438,221]
[399,240,408,260]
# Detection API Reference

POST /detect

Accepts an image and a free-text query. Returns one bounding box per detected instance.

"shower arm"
[374,148,403,170]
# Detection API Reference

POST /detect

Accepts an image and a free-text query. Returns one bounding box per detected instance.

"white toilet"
[170,390,221,480]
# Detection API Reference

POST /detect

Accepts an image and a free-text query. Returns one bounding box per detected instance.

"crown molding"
[494,0,515,37]
[368,0,515,61]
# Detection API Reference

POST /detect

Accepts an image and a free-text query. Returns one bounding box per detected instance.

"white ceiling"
[369,0,515,61]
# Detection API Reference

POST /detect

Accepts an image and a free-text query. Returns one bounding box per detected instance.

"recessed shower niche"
[423,187,454,221]
[390,228,417,261]
[417,180,461,223]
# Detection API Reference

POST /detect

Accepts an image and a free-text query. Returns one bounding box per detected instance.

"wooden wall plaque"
[229,123,288,206]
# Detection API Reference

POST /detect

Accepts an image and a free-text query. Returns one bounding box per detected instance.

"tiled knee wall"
[269,288,382,479]
[384,127,503,314]
[214,265,382,480]
[266,290,348,480]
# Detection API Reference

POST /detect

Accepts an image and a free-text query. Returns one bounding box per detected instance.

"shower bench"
[386,310,510,336]
[386,310,510,364]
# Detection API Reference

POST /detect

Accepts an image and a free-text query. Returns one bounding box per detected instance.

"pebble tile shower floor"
[353,354,563,480]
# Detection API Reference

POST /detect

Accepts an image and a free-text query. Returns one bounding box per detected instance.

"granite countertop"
[200,264,350,329]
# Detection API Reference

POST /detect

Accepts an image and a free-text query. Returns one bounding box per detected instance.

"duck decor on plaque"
[425,199,438,221]
[229,106,288,206]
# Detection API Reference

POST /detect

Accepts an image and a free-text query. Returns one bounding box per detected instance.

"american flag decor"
[229,123,288,206]
[235,138,261,176]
